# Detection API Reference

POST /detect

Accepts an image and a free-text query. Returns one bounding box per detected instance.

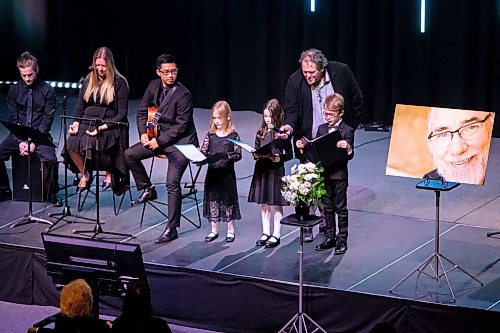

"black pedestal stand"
[389,179,483,302]
[0,121,55,228]
[279,214,326,333]
[47,96,96,231]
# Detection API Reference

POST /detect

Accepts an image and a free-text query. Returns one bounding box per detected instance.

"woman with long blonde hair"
[66,47,129,194]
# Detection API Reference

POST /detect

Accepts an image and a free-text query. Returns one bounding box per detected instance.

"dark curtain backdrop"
[0,0,499,133]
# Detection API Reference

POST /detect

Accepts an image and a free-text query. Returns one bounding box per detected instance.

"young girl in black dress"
[248,99,292,248]
[200,101,242,242]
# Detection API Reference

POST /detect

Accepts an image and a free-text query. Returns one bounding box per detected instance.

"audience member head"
[60,279,93,318]
[120,282,153,320]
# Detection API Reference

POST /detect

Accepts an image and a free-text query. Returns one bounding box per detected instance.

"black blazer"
[137,79,198,153]
[284,61,363,139]
[315,121,354,180]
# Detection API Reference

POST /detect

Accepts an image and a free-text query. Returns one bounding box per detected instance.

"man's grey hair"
[299,48,328,71]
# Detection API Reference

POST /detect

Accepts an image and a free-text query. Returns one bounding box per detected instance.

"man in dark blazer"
[296,93,354,254]
[280,48,362,242]
[124,54,198,243]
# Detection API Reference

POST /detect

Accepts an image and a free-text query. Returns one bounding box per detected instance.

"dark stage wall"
[1,0,499,133]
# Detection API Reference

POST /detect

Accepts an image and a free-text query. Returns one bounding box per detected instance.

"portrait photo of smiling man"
[426,108,495,185]
[386,105,495,186]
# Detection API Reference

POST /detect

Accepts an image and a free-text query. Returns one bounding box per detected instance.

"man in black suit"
[124,54,198,243]
[280,48,362,242]
[296,93,354,254]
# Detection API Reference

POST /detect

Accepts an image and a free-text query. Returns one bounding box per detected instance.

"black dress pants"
[124,143,189,229]
[321,178,349,242]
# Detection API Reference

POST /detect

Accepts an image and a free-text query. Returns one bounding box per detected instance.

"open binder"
[303,130,348,169]
[174,144,227,165]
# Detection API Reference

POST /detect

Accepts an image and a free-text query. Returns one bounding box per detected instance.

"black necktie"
[26,89,33,127]
[160,87,168,104]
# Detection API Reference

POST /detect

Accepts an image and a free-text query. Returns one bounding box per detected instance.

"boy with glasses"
[296,93,354,254]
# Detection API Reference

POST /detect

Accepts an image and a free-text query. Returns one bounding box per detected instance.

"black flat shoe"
[205,232,218,242]
[135,185,157,204]
[315,237,336,251]
[255,233,270,246]
[226,232,235,242]
[155,228,178,243]
[265,236,280,248]
[101,181,112,191]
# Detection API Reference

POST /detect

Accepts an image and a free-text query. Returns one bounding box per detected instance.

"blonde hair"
[209,100,235,134]
[17,51,39,73]
[84,47,126,104]
[324,93,345,112]
[59,279,93,318]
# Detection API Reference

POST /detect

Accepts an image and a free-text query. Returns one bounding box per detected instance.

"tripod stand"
[64,116,131,240]
[279,214,326,333]
[0,121,54,228]
[47,94,97,231]
[389,179,483,302]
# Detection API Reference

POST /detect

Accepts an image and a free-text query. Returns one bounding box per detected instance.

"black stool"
[139,156,202,228]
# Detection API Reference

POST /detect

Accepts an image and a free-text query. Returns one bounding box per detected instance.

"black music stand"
[389,178,483,302]
[0,120,55,228]
[279,214,327,333]
[63,116,132,240]
[47,98,97,232]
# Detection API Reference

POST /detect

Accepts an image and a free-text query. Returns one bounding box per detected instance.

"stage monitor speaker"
[12,154,48,202]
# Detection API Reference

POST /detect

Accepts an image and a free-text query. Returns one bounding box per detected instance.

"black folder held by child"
[302,130,348,169]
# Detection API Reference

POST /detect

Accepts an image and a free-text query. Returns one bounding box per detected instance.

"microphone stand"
[63,116,131,239]
[47,79,97,232]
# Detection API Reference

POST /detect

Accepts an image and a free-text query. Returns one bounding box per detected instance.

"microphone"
[268,124,284,134]
[78,66,93,84]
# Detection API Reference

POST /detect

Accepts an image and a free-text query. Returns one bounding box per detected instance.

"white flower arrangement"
[281,162,326,206]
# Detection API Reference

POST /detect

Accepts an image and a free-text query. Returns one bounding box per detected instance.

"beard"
[435,151,487,185]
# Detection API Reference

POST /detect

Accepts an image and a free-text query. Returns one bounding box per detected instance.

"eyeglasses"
[323,107,342,115]
[158,69,178,76]
[428,114,491,145]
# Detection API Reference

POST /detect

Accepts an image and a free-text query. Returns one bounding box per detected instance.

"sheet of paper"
[227,138,256,153]
[174,144,206,162]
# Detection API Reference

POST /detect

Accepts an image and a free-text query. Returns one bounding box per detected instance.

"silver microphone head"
[268,124,275,130]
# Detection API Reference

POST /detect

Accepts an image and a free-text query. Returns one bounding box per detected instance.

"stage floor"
[0,96,499,324]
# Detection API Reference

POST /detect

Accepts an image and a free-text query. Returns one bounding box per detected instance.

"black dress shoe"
[155,228,178,243]
[135,185,157,204]
[101,181,112,191]
[255,233,270,246]
[334,241,348,255]
[265,236,280,248]
[315,237,336,251]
